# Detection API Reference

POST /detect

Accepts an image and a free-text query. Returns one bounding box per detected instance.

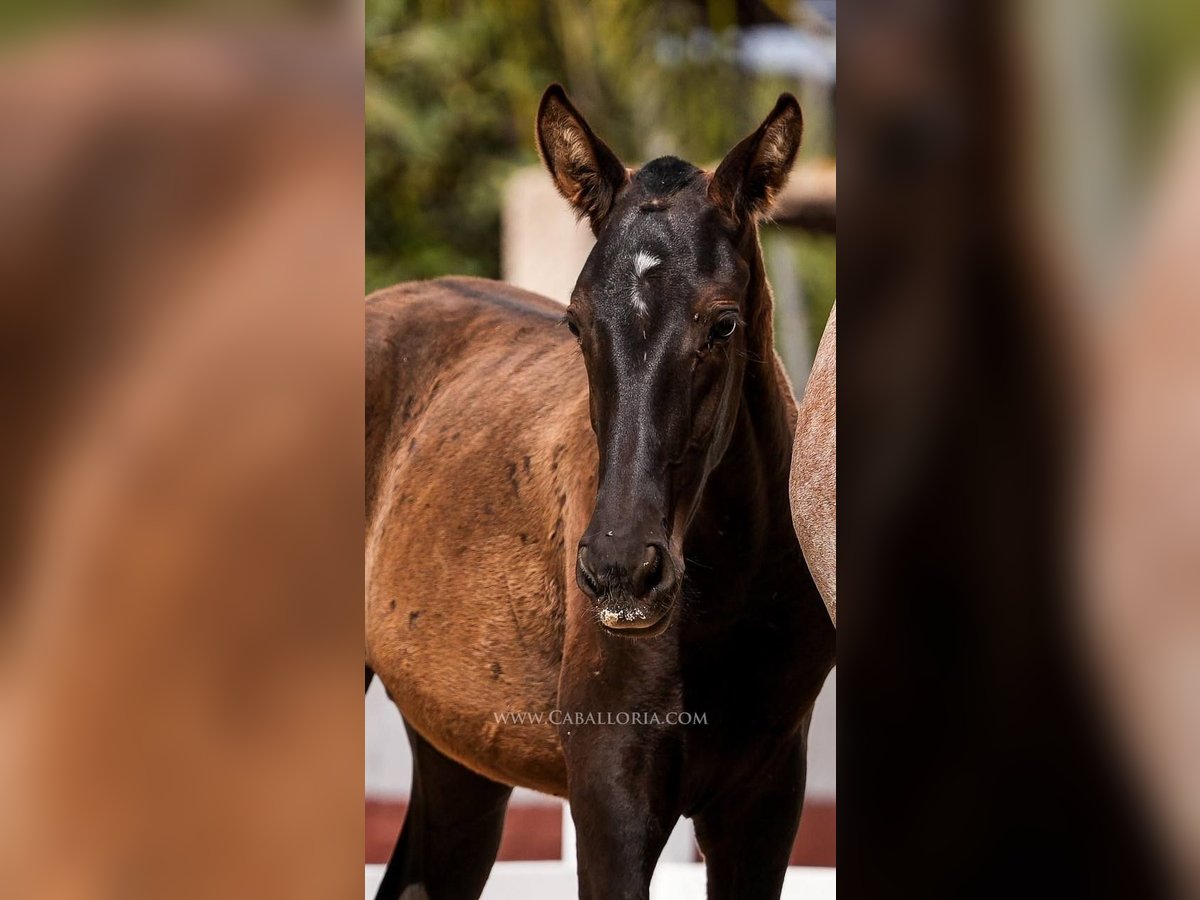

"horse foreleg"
[374,720,512,900]
[693,740,806,900]
[563,723,682,900]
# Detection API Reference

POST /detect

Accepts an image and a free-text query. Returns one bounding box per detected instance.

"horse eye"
[709,315,738,342]
[566,318,581,339]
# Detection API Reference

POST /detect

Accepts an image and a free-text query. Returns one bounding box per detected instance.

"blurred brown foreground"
[0,18,364,899]
[837,3,1200,895]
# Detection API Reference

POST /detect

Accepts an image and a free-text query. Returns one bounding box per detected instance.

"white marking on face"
[628,250,661,318]
[633,249,661,278]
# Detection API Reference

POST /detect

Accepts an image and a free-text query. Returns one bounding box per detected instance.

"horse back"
[366,276,572,519]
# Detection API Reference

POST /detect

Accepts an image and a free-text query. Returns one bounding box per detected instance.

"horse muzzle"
[576,537,682,636]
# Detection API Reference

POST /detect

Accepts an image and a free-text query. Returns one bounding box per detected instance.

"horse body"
[791,304,837,624]
[366,275,832,794]
[366,278,589,794]
[366,85,834,900]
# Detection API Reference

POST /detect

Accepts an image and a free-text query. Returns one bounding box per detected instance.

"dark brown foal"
[366,85,835,900]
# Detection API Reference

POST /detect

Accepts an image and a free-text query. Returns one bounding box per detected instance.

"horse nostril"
[633,544,665,597]
[576,546,602,599]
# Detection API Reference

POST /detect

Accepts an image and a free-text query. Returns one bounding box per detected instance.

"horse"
[790,304,836,625]
[365,84,835,900]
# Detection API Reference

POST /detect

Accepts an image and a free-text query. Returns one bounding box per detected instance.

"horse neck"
[742,231,782,371]
[741,227,797,468]
[698,232,797,543]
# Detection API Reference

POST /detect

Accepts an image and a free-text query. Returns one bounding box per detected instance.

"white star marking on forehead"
[629,250,661,317]
[632,250,661,278]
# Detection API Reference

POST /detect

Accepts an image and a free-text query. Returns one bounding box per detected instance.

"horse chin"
[596,593,677,638]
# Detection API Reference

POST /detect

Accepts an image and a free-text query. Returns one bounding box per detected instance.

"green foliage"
[1106,0,1200,172]
[793,232,836,351]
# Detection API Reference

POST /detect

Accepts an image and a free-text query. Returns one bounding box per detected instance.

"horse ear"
[709,94,804,225]
[536,84,628,233]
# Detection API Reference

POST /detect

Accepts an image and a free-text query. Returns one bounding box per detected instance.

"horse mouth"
[597,599,674,637]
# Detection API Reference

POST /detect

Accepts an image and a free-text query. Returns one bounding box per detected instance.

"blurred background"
[363,0,839,872]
